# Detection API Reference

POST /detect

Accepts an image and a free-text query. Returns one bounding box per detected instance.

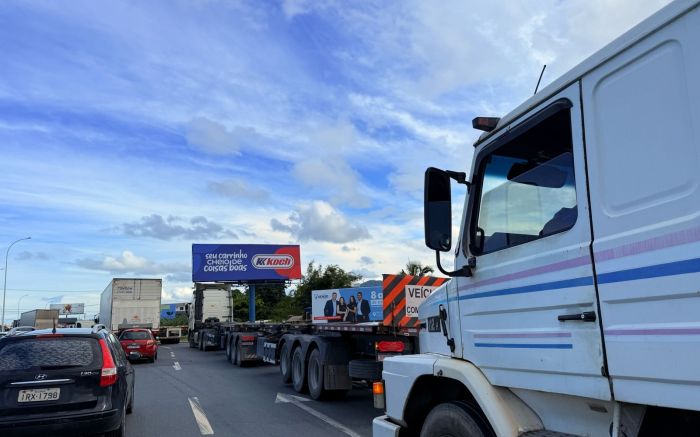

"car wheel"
[420,401,492,437]
[307,348,326,400]
[291,347,307,393]
[105,408,126,437]
[279,342,292,384]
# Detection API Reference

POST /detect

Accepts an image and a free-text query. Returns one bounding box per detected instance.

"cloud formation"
[185,117,263,155]
[271,201,370,244]
[15,251,51,261]
[121,214,236,240]
[76,250,188,276]
[207,179,269,201]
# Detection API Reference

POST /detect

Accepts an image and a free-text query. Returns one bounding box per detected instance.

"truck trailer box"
[100,278,162,331]
[19,309,59,329]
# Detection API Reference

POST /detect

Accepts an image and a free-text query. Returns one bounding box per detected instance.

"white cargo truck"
[19,309,59,329]
[375,2,700,436]
[99,278,162,331]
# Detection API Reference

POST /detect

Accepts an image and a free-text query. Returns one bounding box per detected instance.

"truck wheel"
[225,338,232,360]
[279,342,292,384]
[349,359,382,381]
[420,401,491,437]
[189,335,196,348]
[291,347,307,393]
[235,341,245,367]
[307,349,326,400]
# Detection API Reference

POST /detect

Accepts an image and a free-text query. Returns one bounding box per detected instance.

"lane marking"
[275,392,361,437]
[170,352,176,358]
[173,361,181,371]
[188,396,214,435]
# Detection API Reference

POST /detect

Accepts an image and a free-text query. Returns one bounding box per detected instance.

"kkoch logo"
[252,254,294,269]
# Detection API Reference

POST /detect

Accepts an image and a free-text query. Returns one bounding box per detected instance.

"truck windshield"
[472,107,577,254]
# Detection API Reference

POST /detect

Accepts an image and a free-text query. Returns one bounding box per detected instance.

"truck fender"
[433,358,542,436]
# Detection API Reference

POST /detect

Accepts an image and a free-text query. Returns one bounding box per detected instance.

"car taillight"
[99,339,118,387]
[146,340,155,346]
[376,341,405,353]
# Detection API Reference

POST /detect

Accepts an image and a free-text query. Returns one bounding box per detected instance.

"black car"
[0,327,134,436]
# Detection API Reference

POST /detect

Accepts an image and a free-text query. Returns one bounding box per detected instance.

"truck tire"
[291,347,307,393]
[420,401,492,437]
[307,349,326,400]
[225,337,232,360]
[189,335,196,348]
[235,341,245,367]
[228,339,236,365]
[279,342,292,384]
[349,359,382,381]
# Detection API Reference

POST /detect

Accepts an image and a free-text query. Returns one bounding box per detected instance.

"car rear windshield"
[120,331,150,340]
[0,337,100,371]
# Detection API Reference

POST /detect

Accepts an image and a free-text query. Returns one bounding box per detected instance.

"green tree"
[292,262,362,310]
[161,314,188,326]
[400,261,434,277]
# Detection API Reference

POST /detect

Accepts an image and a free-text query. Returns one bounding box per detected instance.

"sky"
[0,0,670,324]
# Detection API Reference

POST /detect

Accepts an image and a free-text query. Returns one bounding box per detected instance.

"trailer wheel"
[279,342,292,384]
[235,341,245,367]
[189,335,196,348]
[225,338,232,360]
[307,349,326,400]
[349,359,382,381]
[291,347,307,393]
[420,401,491,437]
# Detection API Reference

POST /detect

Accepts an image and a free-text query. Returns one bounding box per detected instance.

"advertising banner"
[49,303,85,315]
[192,244,302,282]
[311,286,382,324]
[382,274,449,328]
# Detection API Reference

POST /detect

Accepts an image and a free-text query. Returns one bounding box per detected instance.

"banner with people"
[311,286,382,324]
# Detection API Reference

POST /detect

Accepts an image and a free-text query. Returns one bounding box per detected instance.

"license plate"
[18,388,60,403]
[128,344,140,349]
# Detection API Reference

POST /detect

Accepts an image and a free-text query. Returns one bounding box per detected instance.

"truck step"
[521,431,582,437]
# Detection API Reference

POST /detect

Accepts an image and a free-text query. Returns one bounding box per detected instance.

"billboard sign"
[49,303,85,315]
[192,244,302,282]
[311,286,382,324]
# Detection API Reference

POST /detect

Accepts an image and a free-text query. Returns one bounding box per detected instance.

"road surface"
[125,342,377,437]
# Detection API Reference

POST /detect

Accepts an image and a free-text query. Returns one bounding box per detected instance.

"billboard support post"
[248,283,256,322]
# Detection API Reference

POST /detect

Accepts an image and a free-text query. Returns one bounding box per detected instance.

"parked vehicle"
[7,326,35,336]
[187,282,232,349]
[19,310,58,330]
[374,2,700,436]
[0,327,134,437]
[99,278,162,332]
[118,328,158,363]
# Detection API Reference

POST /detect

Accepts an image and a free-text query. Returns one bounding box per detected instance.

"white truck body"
[100,278,162,331]
[19,309,59,329]
[188,283,232,331]
[376,1,700,436]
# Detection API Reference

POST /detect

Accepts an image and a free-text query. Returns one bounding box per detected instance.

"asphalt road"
[125,342,378,437]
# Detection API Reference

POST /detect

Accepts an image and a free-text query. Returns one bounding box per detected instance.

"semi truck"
[19,309,59,329]
[212,276,448,401]
[374,2,700,436]
[99,278,162,332]
[187,282,233,349]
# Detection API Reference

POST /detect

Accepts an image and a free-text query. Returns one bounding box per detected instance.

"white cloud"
[76,250,188,276]
[185,116,263,155]
[207,179,269,201]
[121,214,237,240]
[271,200,370,244]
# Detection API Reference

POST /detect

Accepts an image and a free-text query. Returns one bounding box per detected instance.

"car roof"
[121,328,151,332]
[23,328,102,336]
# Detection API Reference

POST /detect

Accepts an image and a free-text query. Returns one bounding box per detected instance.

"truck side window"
[470,107,577,255]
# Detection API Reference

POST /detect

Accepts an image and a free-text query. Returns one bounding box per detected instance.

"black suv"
[0,327,134,436]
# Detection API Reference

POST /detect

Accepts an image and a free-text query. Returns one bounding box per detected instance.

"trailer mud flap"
[324,364,352,390]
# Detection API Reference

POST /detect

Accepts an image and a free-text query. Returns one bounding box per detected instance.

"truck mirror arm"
[435,251,472,278]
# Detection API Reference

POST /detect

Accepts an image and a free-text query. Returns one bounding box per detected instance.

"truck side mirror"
[424,167,452,252]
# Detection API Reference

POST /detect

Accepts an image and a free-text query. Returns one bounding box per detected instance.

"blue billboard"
[192,244,302,282]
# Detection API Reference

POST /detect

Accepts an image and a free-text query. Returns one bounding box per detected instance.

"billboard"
[192,244,302,282]
[311,286,382,324]
[49,303,85,315]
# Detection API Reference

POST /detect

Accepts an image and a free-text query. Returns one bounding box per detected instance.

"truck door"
[456,83,611,401]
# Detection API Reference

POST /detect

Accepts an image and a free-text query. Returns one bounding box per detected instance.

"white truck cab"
[374,1,700,436]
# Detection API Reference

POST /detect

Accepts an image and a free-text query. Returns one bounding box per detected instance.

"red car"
[118,328,158,363]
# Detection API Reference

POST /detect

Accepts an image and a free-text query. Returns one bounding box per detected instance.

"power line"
[5,288,102,293]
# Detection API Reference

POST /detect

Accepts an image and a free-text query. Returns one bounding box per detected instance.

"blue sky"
[0,0,669,324]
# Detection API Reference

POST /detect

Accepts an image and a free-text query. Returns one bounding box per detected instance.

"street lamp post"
[17,294,29,322]
[1,237,31,332]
